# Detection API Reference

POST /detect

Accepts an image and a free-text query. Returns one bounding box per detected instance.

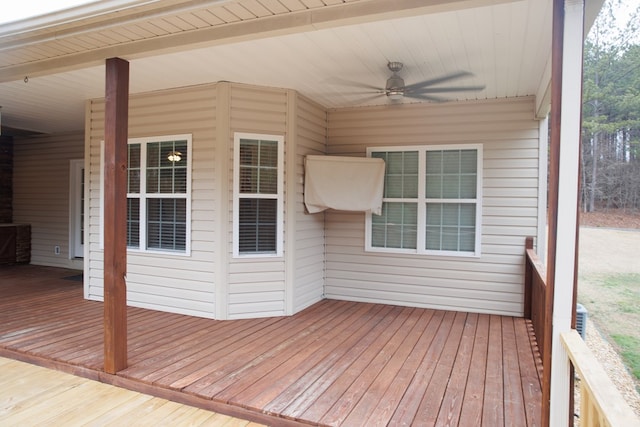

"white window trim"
[365,143,483,257]
[100,134,192,256]
[232,132,284,258]
[69,159,85,259]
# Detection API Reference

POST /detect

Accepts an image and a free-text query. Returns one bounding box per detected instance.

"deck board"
[0,265,542,426]
[0,357,258,426]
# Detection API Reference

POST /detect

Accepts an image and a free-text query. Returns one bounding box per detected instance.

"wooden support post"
[103,57,129,374]
[548,0,586,425]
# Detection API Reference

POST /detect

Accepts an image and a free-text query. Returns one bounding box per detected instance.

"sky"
[0,0,96,24]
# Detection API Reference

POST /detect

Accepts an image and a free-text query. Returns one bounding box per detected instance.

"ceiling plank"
[0,0,520,83]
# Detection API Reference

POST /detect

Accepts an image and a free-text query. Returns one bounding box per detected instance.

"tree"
[581,0,640,211]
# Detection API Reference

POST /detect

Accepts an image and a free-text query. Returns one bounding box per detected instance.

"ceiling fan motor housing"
[386,62,405,99]
[385,74,405,99]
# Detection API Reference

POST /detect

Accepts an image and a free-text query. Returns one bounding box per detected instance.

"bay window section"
[366,145,482,256]
[233,133,284,257]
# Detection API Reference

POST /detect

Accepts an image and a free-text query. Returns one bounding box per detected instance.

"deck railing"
[524,237,551,360]
[561,330,640,427]
[524,238,640,426]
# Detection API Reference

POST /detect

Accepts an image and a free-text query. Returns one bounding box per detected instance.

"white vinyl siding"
[325,97,540,316]
[227,84,288,319]
[88,85,216,318]
[366,144,482,257]
[292,94,326,312]
[13,132,85,270]
[86,82,541,320]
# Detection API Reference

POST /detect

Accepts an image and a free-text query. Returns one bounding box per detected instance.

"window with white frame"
[124,135,191,253]
[233,133,284,257]
[366,144,482,256]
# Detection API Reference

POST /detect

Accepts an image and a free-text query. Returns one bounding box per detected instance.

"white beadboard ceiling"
[0,0,596,134]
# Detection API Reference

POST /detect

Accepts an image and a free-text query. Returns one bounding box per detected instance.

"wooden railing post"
[524,237,534,319]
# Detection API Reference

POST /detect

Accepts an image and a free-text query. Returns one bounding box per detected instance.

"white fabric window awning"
[304,155,385,215]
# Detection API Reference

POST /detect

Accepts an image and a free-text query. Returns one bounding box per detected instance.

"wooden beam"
[103,57,129,374]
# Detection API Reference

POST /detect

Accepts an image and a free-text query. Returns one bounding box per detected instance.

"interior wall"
[0,136,12,223]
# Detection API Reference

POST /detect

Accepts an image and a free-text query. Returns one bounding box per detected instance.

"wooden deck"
[0,357,264,426]
[0,265,542,426]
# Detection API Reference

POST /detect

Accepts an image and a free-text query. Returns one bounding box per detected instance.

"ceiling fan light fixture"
[167,150,182,162]
[388,90,404,101]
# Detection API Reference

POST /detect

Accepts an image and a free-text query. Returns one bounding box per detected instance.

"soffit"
[0,0,553,134]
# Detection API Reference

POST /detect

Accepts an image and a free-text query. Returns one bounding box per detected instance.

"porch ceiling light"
[167,151,182,162]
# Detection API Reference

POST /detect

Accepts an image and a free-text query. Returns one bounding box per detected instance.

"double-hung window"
[125,135,191,254]
[233,133,284,257]
[366,144,482,256]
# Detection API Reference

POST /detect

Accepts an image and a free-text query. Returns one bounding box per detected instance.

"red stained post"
[103,57,129,374]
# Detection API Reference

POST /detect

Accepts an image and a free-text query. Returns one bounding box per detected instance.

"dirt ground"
[576,210,640,417]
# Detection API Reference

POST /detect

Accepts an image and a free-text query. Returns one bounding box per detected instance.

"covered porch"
[0,264,542,426]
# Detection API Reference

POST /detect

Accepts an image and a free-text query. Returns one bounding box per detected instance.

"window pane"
[147,140,188,194]
[443,150,460,173]
[425,150,442,174]
[376,151,418,198]
[426,203,443,226]
[147,198,186,251]
[442,226,459,251]
[460,175,476,198]
[259,168,278,194]
[239,139,278,195]
[425,175,442,199]
[426,149,477,200]
[460,204,476,227]
[371,202,417,249]
[460,150,477,173]
[459,228,476,252]
[128,144,141,193]
[127,198,140,248]
[425,202,476,252]
[239,198,277,253]
[442,175,460,198]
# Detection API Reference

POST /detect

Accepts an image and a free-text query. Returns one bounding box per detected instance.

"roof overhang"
[0,0,604,134]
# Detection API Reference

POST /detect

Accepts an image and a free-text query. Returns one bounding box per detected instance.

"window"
[233,133,284,257]
[366,144,482,256]
[125,135,191,253]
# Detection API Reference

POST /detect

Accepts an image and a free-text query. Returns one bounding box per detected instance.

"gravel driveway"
[577,226,640,418]
[579,227,640,275]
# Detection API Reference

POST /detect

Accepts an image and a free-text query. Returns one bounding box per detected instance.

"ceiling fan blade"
[403,71,474,91]
[326,77,384,92]
[409,85,486,94]
[404,93,450,103]
[347,93,387,106]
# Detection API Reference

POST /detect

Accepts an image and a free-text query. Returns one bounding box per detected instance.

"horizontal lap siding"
[88,85,217,318]
[227,84,288,319]
[293,94,326,312]
[325,97,539,316]
[13,132,84,269]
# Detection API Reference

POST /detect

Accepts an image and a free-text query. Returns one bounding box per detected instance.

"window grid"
[233,134,284,258]
[125,136,191,254]
[367,145,481,256]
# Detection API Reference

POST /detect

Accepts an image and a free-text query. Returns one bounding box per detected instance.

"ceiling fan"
[355,61,485,103]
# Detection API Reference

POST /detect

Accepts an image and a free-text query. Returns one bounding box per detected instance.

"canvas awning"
[304,155,385,215]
